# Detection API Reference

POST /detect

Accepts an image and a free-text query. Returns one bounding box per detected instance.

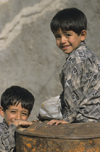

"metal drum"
[16,121,100,152]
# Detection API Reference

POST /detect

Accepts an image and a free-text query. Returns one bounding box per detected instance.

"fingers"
[32,120,38,122]
[13,120,33,127]
[47,120,60,125]
[19,120,33,126]
[47,120,54,125]
[55,121,60,125]
[47,119,69,125]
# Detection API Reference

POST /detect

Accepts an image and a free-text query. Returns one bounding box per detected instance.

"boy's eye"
[22,113,28,116]
[11,111,16,113]
[55,35,61,39]
[66,34,71,37]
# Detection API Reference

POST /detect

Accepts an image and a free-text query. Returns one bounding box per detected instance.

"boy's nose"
[16,113,21,120]
[61,36,67,43]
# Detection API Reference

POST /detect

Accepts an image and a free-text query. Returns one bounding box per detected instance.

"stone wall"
[0,0,100,121]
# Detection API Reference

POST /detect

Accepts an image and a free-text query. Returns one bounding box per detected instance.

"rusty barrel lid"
[16,121,100,140]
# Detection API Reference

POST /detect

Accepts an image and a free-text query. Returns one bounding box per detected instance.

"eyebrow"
[9,107,28,112]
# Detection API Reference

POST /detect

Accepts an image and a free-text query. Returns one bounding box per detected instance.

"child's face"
[2,102,29,126]
[54,28,86,54]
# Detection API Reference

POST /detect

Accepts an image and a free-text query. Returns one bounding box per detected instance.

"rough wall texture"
[0,0,100,121]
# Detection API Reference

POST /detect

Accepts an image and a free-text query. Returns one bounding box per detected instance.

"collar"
[67,41,86,59]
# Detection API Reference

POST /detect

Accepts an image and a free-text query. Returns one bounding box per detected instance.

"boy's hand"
[47,119,69,125]
[32,119,38,122]
[12,119,33,127]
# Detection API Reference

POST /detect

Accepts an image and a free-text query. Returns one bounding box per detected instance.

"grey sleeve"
[62,56,100,122]
[0,124,16,152]
[62,61,85,122]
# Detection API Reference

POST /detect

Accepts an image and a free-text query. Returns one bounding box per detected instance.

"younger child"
[38,8,100,125]
[0,86,35,152]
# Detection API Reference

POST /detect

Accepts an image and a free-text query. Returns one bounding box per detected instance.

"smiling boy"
[54,29,86,54]
[0,86,35,152]
[38,8,100,125]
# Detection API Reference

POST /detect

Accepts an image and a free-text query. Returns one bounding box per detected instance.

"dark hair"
[1,86,35,115]
[50,8,87,35]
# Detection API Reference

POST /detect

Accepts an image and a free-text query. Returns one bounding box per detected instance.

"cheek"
[4,113,13,124]
[70,39,78,48]
[6,114,14,120]
[21,115,29,121]
[69,38,75,43]
[56,40,60,47]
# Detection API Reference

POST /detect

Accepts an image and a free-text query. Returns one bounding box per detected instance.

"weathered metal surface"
[16,122,100,152]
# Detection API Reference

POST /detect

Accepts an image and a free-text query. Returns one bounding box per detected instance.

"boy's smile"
[54,28,86,54]
[3,102,29,126]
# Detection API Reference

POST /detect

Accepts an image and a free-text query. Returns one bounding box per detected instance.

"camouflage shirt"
[60,41,100,123]
[0,119,16,152]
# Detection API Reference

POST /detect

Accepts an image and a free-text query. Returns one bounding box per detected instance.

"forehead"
[54,28,75,35]
[7,102,28,112]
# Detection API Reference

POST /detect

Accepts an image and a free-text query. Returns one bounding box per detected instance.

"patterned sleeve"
[0,124,16,152]
[62,60,83,122]
[62,54,100,123]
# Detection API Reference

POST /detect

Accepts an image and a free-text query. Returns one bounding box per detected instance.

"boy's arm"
[62,53,100,123]
[0,124,16,152]
[62,61,85,123]
[0,120,33,152]
[12,119,33,127]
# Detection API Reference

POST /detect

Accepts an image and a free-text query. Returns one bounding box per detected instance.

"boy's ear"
[80,30,87,41]
[0,106,4,117]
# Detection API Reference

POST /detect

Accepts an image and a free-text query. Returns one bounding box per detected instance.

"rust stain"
[26,143,32,148]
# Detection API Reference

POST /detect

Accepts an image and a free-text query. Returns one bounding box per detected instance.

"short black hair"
[50,8,87,35]
[1,86,35,115]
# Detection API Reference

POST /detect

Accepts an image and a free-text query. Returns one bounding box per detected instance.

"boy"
[0,86,35,152]
[38,8,100,125]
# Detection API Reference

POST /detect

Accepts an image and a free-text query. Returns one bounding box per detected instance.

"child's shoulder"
[0,122,6,135]
[71,42,98,63]
[66,42,100,70]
